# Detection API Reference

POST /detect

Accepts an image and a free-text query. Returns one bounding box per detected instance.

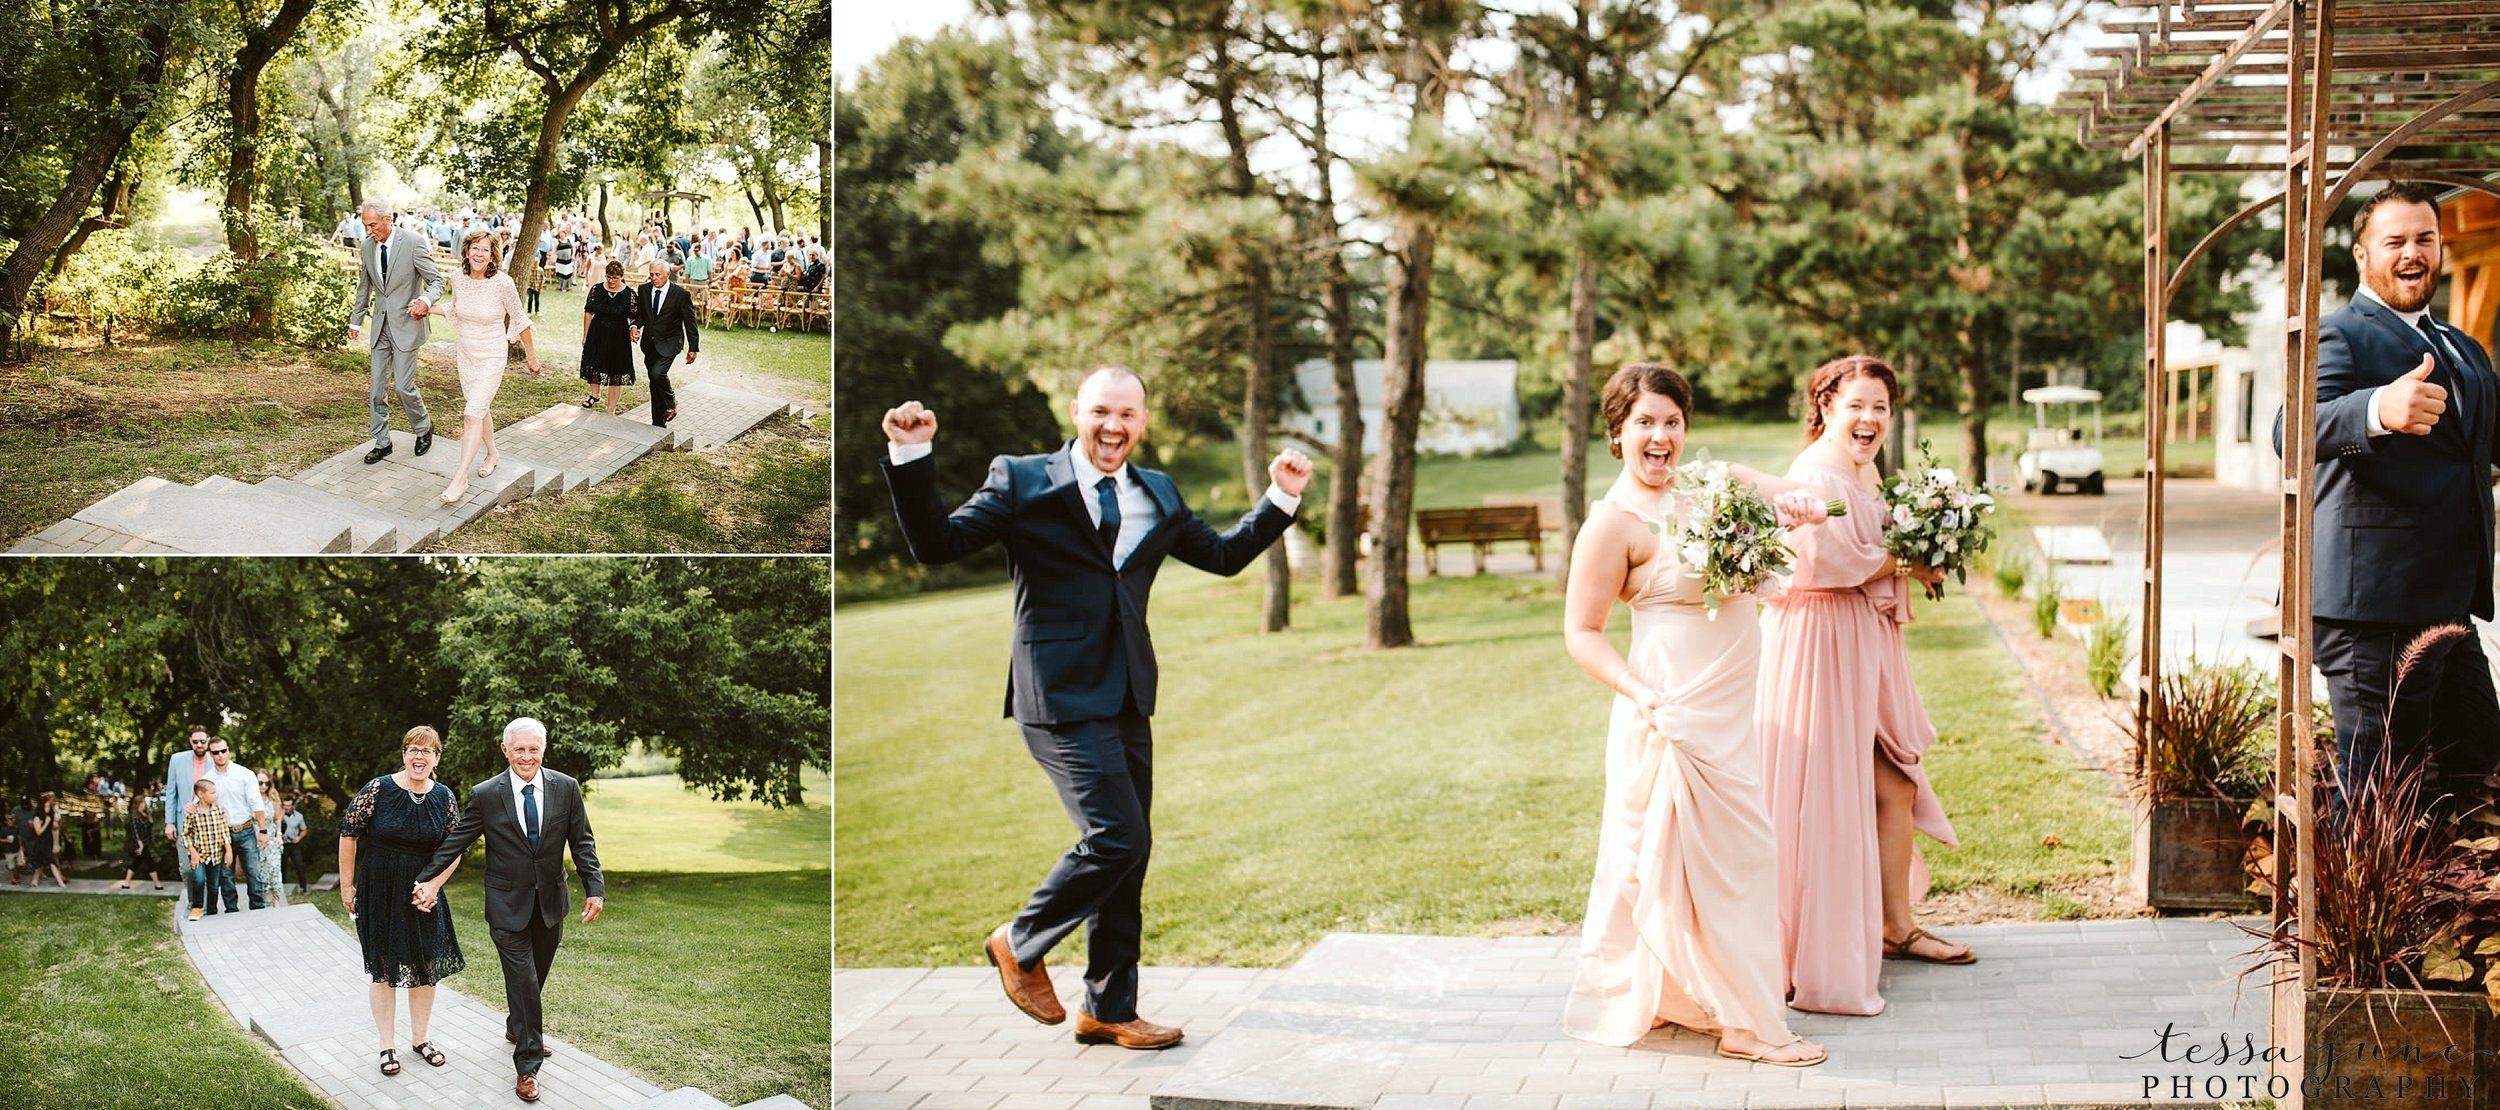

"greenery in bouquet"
[1881,443,1998,601]
[1658,458,1793,618]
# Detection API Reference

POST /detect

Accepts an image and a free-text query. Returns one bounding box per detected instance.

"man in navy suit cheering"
[880,367,1310,1049]
[2291,181,2500,803]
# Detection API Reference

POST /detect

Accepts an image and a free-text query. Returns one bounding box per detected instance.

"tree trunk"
[744,185,766,232]
[310,63,363,214]
[1369,214,1434,650]
[506,56,622,300]
[1558,241,1597,587]
[1213,41,1287,633]
[50,172,132,279]
[762,172,786,235]
[1308,46,1363,602]
[1322,252,1363,601]
[816,138,832,246]
[1366,9,1454,650]
[222,0,320,285]
[597,180,612,243]
[0,23,172,356]
[1957,330,1989,485]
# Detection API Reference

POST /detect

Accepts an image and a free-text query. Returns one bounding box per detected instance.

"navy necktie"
[379,239,389,279]
[1095,475,1121,555]
[522,782,540,850]
[2421,317,2466,421]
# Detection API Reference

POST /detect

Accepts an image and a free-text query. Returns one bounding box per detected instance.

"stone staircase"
[12,381,808,554]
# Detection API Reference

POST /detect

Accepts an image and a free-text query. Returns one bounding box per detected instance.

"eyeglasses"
[209,747,229,755]
[404,747,437,756]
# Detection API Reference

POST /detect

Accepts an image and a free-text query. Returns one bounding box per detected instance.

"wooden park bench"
[1415,503,1545,575]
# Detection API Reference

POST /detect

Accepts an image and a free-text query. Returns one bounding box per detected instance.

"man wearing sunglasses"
[199,739,272,911]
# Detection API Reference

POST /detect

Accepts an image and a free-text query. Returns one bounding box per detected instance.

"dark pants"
[490,916,564,1077]
[2314,617,2500,805]
[1010,706,1154,1023]
[192,860,234,914]
[281,842,305,889]
[641,346,679,426]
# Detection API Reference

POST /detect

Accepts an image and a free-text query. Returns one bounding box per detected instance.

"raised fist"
[883,400,938,446]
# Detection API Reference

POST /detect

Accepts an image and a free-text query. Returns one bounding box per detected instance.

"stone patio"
[835,919,2277,1109]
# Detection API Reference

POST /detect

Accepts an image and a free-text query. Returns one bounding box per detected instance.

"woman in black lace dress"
[579,259,642,414]
[339,726,466,1078]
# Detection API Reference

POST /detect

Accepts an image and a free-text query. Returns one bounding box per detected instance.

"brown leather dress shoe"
[985,924,1066,1024]
[1074,1011,1184,1050]
[515,1075,540,1103]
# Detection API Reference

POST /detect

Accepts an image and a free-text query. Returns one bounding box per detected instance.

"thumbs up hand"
[2376,353,2446,435]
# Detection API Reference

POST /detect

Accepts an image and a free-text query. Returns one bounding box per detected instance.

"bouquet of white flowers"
[1659,459,1811,617]
[1881,444,1998,601]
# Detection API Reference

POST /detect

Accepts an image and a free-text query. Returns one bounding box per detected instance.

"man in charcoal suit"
[414,718,604,1103]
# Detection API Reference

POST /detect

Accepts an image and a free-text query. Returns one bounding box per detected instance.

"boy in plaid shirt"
[183,780,233,922]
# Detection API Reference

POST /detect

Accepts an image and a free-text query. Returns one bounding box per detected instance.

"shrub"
[2030,576,2062,639]
[2135,658,2275,801]
[2086,608,2134,699]
[1991,552,2029,597]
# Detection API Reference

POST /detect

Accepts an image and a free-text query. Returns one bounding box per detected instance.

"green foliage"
[835,32,1062,575]
[2030,575,2062,640]
[1990,552,2030,598]
[0,559,827,813]
[31,231,189,341]
[2135,659,2275,801]
[2085,608,2133,699]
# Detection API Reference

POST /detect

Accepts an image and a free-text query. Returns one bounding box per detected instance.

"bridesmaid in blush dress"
[1559,362,1829,1066]
[438,230,542,504]
[1757,353,1972,1019]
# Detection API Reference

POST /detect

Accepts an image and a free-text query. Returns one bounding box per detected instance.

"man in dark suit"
[2284,180,2500,802]
[880,367,1310,1050]
[414,718,604,1103]
[633,259,700,428]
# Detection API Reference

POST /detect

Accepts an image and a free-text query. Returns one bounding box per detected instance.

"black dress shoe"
[363,444,392,464]
[414,431,433,456]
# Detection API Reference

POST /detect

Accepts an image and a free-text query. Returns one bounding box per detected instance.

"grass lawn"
[580,769,831,874]
[0,294,827,551]
[833,568,2126,969]
[302,871,830,1108]
[0,894,328,1108]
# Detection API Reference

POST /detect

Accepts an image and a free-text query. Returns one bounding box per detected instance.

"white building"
[1285,358,1521,456]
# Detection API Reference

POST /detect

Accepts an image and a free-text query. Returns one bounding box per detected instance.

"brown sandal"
[1882,926,1977,965]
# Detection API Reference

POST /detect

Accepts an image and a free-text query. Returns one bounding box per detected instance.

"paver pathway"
[10,381,812,554]
[177,897,802,1109]
[836,920,2275,1109]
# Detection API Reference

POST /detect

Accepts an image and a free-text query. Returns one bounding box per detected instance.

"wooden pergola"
[2061,2,2500,1100]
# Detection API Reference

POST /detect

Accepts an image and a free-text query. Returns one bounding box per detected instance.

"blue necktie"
[2421,317,2467,421]
[1095,475,1121,556]
[522,782,540,851]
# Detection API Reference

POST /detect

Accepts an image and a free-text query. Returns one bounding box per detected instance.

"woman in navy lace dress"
[339,726,466,1078]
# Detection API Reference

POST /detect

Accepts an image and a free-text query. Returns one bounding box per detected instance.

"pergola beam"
[2126,0,2293,159]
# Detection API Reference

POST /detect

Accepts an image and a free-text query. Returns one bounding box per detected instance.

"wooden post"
[2137,124,2171,784]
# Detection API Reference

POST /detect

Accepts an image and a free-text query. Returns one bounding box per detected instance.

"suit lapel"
[1133,467,1184,553]
[2356,300,2470,441]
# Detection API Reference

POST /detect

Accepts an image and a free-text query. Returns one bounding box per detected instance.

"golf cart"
[2018,385,2106,495]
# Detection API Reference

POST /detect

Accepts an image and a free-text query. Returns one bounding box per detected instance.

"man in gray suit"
[346,201,439,464]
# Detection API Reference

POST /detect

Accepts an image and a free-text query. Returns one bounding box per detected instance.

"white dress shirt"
[884,441,1300,569]
[201,761,268,830]
[2360,284,2472,437]
[509,768,547,837]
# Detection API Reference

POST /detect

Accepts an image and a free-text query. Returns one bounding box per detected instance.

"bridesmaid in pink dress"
[1757,354,1974,1018]
[438,230,543,504]
[1560,362,1827,1066]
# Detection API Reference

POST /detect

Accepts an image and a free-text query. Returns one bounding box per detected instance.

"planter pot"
[2130,794,2261,911]
[2274,973,2500,1105]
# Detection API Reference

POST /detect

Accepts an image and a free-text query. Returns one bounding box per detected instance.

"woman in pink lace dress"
[438,230,542,504]
[1757,354,1972,1018]
[1559,362,1828,1066]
